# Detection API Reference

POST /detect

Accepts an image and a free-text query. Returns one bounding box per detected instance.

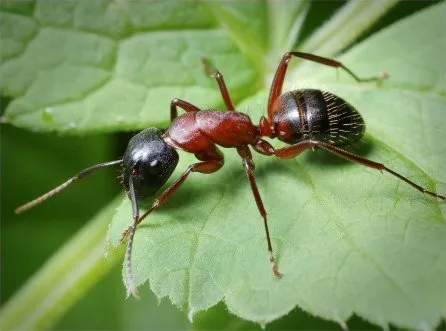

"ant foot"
[119,226,131,243]
[427,191,446,201]
[270,253,282,279]
[273,266,282,279]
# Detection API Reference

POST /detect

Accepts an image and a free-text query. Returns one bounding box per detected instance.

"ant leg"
[237,145,281,278]
[170,98,201,122]
[274,140,446,201]
[140,160,223,222]
[119,154,224,298]
[268,51,387,119]
[171,58,236,122]
[201,58,236,111]
[252,138,275,156]
[120,149,224,241]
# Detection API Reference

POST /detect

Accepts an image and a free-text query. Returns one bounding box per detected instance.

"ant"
[16,52,446,298]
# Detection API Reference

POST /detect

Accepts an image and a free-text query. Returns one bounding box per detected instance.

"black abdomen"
[271,89,365,146]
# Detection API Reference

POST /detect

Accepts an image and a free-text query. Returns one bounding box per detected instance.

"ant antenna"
[15,160,123,214]
[124,174,140,298]
[124,223,139,298]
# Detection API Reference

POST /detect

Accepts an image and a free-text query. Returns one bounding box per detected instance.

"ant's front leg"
[120,153,224,298]
[120,159,224,242]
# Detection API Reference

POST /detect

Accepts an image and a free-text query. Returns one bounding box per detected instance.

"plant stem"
[300,0,400,57]
[0,196,124,330]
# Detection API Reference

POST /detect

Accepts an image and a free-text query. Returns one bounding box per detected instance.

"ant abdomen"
[271,89,365,146]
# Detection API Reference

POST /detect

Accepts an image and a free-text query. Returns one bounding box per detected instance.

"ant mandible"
[16,52,446,298]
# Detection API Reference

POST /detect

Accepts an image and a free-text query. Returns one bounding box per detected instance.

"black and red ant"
[16,52,446,298]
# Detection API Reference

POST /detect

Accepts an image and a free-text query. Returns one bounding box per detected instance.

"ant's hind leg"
[286,52,387,83]
[268,51,387,119]
[201,58,236,111]
[274,140,446,201]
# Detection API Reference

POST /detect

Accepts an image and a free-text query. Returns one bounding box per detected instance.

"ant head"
[123,128,179,200]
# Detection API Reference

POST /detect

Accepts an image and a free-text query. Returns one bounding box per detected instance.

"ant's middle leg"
[201,58,236,111]
[237,145,281,278]
[268,51,387,119]
[274,140,446,201]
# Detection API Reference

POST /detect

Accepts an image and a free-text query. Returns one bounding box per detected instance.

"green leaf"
[1,0,258,133]
[107,2,446,329]
[2,0,445,329]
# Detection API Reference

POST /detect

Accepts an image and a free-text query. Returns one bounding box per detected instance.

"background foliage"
[1,1,445,330]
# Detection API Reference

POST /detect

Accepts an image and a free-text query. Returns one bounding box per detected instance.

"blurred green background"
[1,1,442,330]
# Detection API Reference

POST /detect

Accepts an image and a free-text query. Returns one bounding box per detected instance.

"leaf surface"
[1,0,258,132]
[2,0,445,328]
[107,2,446,328]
